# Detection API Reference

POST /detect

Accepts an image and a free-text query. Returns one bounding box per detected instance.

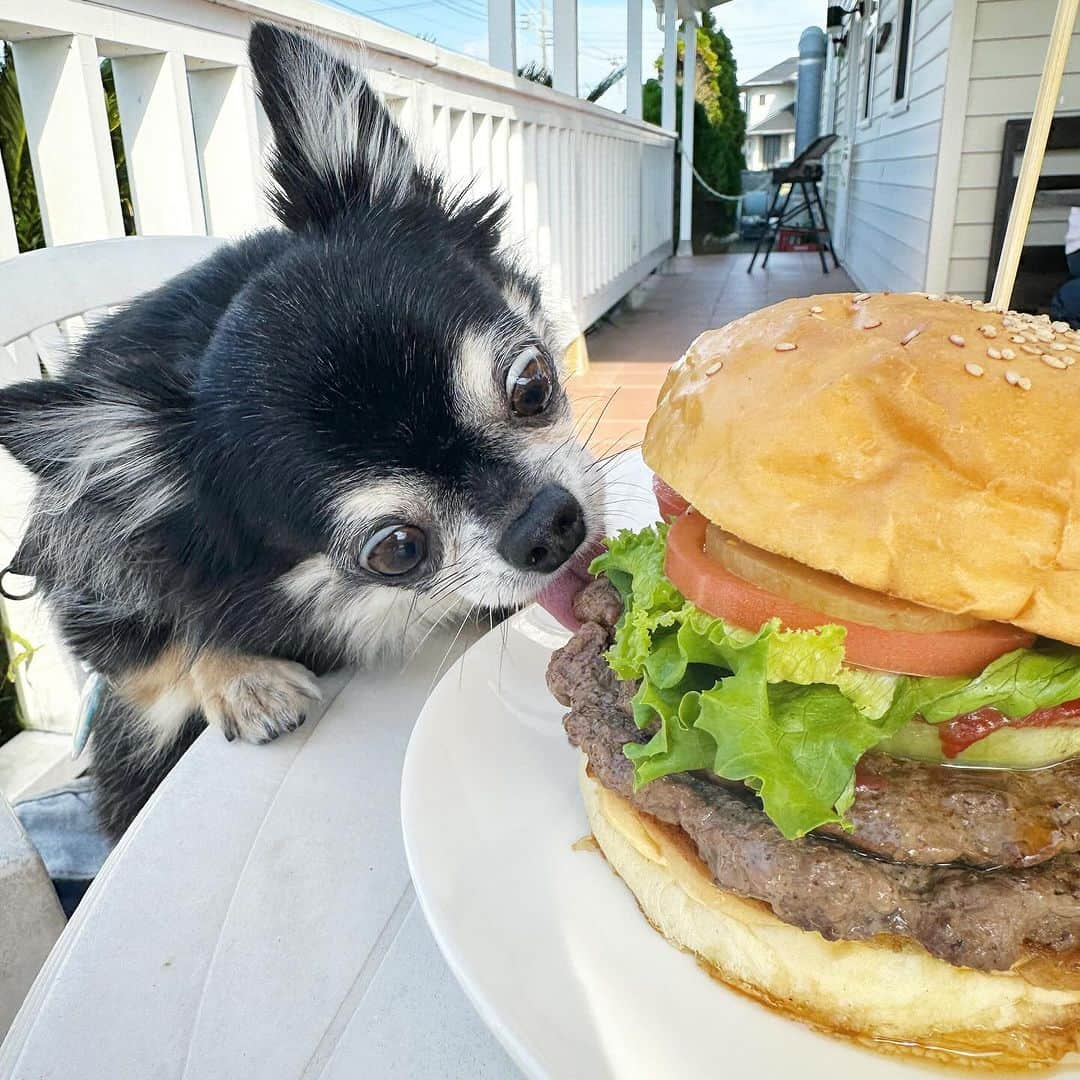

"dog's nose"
[497,484,586,574]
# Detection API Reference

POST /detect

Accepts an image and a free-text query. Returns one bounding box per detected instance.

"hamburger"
[545,292,1080,1067]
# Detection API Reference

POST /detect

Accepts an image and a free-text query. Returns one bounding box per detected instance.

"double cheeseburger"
[546,292,1080,1067]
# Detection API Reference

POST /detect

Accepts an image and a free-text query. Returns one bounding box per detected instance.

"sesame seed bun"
[643,293,1080,645]
[579,756,1080,1068]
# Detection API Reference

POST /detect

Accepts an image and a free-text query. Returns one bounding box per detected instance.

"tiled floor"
[570,252,855,450]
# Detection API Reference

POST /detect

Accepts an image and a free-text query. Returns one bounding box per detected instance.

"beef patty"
[549,579,1080,972]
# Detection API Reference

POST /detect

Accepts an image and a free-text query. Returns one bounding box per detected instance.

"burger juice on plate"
[546,293,1080,1068]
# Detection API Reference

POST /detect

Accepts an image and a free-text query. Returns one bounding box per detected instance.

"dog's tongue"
[536,539,607,631]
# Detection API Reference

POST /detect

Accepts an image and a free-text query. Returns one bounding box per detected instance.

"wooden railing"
[0,0,675,331]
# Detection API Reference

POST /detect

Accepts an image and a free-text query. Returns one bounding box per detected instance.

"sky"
[320,0,824,113]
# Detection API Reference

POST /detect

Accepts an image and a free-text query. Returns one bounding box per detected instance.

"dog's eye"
[507,347,554,417]
[360,525,427,576]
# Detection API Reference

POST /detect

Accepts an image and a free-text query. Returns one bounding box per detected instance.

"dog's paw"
[192,653,322,744]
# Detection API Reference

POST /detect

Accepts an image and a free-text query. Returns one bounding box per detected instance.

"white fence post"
[677,15,696,257]
[187,65,264,237]
[487,0,517,73]
[626,0,643,121]
[11,34,124,245]
[552,0,578,96]
[661,0,677,131]
[111,52,206,236]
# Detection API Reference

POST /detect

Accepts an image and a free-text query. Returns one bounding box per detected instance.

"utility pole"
[539,0,549,72]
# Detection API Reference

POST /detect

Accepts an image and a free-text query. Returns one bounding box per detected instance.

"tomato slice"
[653,474,689,522]
[665,511,1036,678]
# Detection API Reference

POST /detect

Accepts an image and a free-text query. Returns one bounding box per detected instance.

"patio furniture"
[0,236,225,800]
[747,134,840,275]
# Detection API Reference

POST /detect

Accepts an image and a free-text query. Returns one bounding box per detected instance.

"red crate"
[777,227,820,253]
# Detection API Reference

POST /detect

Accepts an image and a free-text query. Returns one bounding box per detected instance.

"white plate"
[401,604,946,1080]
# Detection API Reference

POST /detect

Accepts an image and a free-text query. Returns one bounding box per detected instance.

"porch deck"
[572,252,856,451]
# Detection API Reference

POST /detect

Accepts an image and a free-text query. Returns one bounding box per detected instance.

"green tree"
[642,13,746,245]
[518,62,627,104]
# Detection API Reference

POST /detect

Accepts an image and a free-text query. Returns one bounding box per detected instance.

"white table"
[0,639,519,1078]
[0,452,653,1079]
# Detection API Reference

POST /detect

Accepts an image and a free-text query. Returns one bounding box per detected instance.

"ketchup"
[937,698,1080,757]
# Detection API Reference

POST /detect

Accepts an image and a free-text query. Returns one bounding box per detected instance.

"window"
[763,134,782,167]
[860,21,876,122]
[893,0,916,104]
[759,93,766,105]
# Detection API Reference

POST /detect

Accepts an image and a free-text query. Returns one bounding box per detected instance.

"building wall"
[945,0,1080,297]
[821,0,953,292]
[743,83,795,131]
[744,131,795,170]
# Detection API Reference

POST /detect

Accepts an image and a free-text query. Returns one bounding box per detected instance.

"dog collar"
[72,673,105,760]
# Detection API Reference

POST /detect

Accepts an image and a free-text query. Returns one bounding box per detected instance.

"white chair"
[0,235,224,802]
[0,236,223,1034]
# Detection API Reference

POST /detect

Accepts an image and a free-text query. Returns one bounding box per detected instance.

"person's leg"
[1050,273,1080,327]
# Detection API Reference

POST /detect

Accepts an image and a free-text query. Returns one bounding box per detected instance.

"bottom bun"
[579,755,1080,1069]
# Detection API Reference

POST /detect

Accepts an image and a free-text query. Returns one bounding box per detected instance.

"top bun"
[643,292,1080,645]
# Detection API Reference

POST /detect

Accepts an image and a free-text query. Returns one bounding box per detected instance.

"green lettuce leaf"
[593,526,906,837]
[884,646,1080,727]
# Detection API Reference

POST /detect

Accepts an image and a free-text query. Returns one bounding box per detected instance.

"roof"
[651,0,734,19]
[747,103,795,135]
[740,57,798,88]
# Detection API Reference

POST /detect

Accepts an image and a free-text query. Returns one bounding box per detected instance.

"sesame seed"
[1005,369,1032,390]
[1053,321,1070,332]
[978,324,998,338]
[1011,335,1026,343]
[1001,347,1016,360]
[964,362,984,377]
[900,328,920,346]
[809,305,824,314]
[1021,343,1044,355]
[948,334,966,347]
[925,293,943,301]
[862,319,882,329]
[1042,354,1068,369]
[775,342,797,352]
[1037,330,1054,343]
[853,292,871,303]
[986,347,1002,360]
[1064,355,1077,366]
[1052,342,1067,351]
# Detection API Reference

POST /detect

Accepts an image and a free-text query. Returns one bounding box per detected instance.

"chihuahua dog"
[0,23,604,838]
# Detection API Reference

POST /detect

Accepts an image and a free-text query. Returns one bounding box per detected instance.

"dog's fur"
[0,24,605,837]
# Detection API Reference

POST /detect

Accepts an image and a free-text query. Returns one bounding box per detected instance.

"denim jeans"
[1049,251,1080,327]
[14,778,113,917]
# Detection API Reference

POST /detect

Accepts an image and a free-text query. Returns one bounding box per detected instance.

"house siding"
[822,0,952,292]
[946,0,1080,297]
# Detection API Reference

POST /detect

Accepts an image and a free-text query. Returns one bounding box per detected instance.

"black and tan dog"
[0,23,605,837]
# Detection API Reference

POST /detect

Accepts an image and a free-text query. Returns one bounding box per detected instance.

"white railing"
[0,0,675,332]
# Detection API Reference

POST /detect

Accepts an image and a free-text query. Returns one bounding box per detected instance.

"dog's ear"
[0,379,83,479]
[249,22,421,230]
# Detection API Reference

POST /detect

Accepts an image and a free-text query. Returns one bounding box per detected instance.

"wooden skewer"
[990,0,1080,310]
